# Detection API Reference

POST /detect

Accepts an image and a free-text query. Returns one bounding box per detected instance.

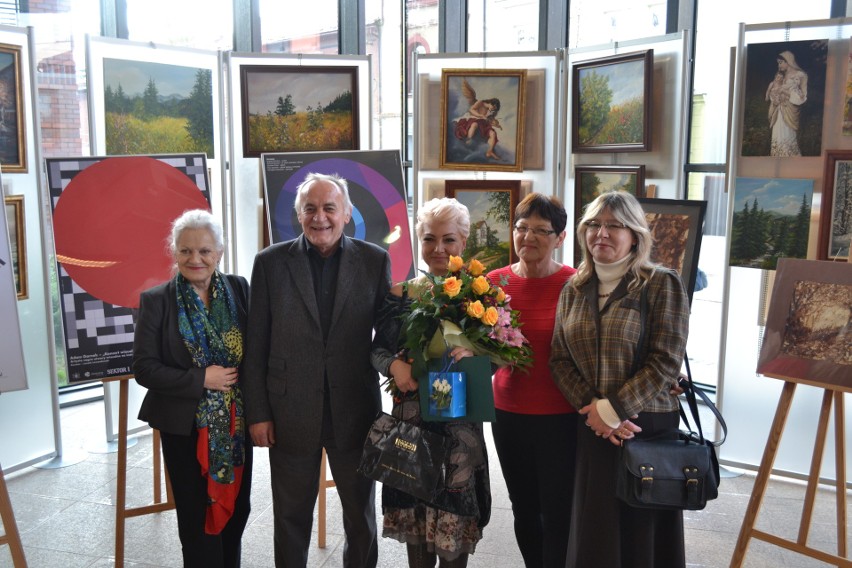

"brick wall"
[29,0,84,157]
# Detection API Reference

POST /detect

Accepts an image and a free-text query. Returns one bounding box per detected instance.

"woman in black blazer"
[133,209,252,568]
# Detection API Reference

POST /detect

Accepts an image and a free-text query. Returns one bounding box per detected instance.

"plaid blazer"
[550,267,689,420]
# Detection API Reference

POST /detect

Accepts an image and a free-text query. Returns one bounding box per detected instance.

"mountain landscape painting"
[730,177,813,270]
[102,58,214,158]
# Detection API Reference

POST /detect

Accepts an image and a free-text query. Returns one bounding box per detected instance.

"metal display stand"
[106,376,175,567]
[731,378,849,567]
[0,465,26,567]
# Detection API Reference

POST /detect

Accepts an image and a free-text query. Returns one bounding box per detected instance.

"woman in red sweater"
[486,193,577,567]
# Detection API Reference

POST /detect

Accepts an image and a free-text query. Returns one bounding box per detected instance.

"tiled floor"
[1,398,849,567]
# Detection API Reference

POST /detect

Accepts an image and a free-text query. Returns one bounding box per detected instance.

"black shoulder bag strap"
[633,280,727,447]
[679,356,728,447]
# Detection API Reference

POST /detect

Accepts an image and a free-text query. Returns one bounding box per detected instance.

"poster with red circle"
[47,154,211,383]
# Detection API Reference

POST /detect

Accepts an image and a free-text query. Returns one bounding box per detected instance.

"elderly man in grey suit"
[242,172,391,567]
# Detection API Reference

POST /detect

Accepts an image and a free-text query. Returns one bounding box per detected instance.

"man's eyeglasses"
[514,225,556,237]
[585,220,628,234]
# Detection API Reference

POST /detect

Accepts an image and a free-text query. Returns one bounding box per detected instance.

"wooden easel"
[730,378,849,567]
[0,464,26,567]
[107,376,175,567]
[317,448,337,548]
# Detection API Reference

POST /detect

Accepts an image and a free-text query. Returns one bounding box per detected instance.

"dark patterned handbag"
[357,412,451,502]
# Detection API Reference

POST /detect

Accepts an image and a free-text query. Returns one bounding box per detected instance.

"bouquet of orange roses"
[399,255,533,374]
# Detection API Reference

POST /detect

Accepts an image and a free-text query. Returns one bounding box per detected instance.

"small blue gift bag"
[427,357,466,418]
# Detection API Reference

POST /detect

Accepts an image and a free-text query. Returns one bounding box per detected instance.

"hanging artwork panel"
[0,43,26,173]
[46,154,210,383]
[444,179,521,273]
[740,39,827,157]
[819,150,852,261]
[0,184,27,392]
[571,50,653,153]
[87,37,221,161]
[729,177,813,270]
[573,164,645,263]
[439,69,527,172]
[240,65,359,157]
[638,197,707,304]
[4,194,25,298]
[261,150,414,283]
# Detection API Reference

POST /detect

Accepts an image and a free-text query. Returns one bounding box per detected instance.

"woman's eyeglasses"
[585,220,628,234]
[514,225,556,237]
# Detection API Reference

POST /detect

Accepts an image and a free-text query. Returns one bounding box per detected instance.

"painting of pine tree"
[730,178,814,270]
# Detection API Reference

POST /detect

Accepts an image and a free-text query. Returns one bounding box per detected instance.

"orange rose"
[466,300,485,319]
[494,287,507,302]
[468,258,486,276]
[482,306,499,326]
[471,275,490,295]
[447,255,464,273]
[443,276,462,298]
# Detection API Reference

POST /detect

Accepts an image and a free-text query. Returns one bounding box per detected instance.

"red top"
[488,264,577,415]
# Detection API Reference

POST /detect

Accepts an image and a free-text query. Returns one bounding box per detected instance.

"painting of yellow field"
[103,58,215,158]
[240,65,359,157]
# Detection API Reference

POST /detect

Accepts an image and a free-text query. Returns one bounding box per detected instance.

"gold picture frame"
[4,194,26,299]
[439,69,527,172]
[0,43,26,173]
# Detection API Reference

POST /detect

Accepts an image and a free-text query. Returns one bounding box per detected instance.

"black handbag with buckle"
[615,283,727,511]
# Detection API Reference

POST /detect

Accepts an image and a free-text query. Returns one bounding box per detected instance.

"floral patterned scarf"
[176,270,246,535]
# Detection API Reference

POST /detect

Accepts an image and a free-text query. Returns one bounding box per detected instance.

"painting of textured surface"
[647,212,690,274]
[780,281,851,365]
[638,198,706,303]
[757,258,852,389]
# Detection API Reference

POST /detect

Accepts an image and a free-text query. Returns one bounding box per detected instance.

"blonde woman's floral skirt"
[383,502,482,561]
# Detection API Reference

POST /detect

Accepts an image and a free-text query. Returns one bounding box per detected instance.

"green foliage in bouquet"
[400,255,533,374]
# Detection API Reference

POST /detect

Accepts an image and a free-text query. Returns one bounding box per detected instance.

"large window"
[126,0,233,51]
[468,0,540,52]
[259,0,339,54]
[568,0,667,49]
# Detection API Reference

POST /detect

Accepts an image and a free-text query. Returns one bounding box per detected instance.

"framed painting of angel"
[439,69,527,172]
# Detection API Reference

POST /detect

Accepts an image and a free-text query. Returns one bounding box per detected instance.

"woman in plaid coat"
[550,191,690,567]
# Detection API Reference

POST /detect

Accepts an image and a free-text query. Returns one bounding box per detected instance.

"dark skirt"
[566,411,685,568]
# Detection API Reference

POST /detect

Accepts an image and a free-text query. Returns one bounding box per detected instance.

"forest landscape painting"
[572,50,652,152]
[102,58,214,158]
[241,65,358,157]
[730,177,813,270]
